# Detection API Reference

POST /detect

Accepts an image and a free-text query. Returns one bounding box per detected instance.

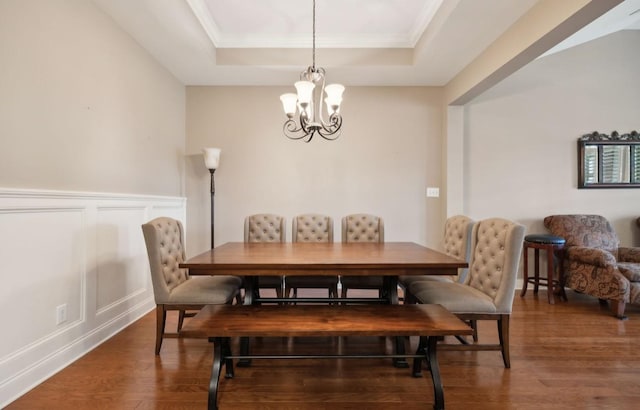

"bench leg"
[222,338,234,378]
[208,338,224,410]
[412,336,445,409]
[426,336,445,410]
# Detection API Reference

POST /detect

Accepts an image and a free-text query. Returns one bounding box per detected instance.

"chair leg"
[497,314,510,368]
[177,309,186,332]
[470,320,478,342]
[455,320,477,344]
[155,305,166,355]
[285,286,297,305]
[610,299,627,320]
[404,288,415,305]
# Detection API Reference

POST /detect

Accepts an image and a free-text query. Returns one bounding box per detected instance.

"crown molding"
[408,0,444,47]
[186,0,434,49]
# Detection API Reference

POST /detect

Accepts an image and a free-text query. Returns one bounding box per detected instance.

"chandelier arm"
[282,119,314,142]
[316,115,342,140]
[317,129,341,141]
[322,113,342,131]
[318,113,340,129]
[283,119,310,141]
[304,132,315,143]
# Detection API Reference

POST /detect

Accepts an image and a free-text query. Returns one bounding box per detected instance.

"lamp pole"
[209,168,216,248]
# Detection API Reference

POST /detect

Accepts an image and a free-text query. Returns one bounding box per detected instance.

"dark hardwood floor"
[7,289,640,409]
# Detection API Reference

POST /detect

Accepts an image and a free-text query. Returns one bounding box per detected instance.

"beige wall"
[464,30,640,246]
[0,0,185,196]
[0,1,187,405]
[186,86,444,255]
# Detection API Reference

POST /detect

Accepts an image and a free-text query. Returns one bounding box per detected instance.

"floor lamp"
[203,148,220,249]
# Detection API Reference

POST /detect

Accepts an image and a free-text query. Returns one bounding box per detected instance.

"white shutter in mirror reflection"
[633,146,640,184]
[583,146,598,184]
[601,145,630,184]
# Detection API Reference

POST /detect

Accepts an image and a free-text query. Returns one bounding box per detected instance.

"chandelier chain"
[312,0,316,70]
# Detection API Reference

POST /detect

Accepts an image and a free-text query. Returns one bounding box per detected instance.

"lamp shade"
[203,148,221,170]
[280,93,298,117]
[324,84,344,102]
[294,81,315,105]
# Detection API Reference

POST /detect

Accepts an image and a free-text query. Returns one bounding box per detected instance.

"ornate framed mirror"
[578,131,640,189]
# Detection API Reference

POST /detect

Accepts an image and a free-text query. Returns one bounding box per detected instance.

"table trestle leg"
[238,336,251,367]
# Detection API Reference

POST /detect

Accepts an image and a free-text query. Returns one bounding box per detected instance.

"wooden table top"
[180,242,466,275]
[180,304,473,338]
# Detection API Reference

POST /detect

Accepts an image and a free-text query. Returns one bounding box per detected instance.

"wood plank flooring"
[7,290,640,409]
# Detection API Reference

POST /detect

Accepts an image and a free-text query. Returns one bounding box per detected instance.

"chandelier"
[279,0,345,143]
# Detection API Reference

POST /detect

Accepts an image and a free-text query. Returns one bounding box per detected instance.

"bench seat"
[181,304,472,410]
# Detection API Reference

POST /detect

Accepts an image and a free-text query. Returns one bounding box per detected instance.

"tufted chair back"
[543,215,620,255]
[293,214,333,243]
[443,215,475,282]
[342,214,384,243]
[465,218,526,313]
[142,217,188,304]
[244,214,286,243]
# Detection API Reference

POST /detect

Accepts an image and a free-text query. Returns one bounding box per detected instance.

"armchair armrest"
[566,246,617,267]
[618,247,640,263]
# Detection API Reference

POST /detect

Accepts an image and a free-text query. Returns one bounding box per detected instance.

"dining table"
[180,241,467,305]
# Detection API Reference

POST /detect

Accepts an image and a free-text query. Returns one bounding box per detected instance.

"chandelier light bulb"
[325,97,339,115]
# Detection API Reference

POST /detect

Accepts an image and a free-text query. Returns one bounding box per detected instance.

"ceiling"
[92,0,640,87]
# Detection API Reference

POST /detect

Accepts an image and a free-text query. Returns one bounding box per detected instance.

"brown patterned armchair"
[543,215,640,319]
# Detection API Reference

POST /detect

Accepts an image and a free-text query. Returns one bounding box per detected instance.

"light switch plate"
[426,187,440,197]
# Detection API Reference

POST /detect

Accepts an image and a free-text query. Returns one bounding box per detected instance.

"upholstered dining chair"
[142,217,241,354]
[285,214,339,300]
[410,218,525,368]
[244,214,286,298]
[400,215,475,303]
[340,214,385,298]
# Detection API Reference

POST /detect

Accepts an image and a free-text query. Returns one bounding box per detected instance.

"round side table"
[520,234,566,304]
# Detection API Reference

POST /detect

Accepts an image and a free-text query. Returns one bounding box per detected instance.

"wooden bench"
[180,304,472,410]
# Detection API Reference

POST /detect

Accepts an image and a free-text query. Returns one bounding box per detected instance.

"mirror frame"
[578,131,640,189]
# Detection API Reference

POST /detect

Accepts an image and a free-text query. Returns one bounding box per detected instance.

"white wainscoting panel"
[0,188,186,407]
[96,206,149,315]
